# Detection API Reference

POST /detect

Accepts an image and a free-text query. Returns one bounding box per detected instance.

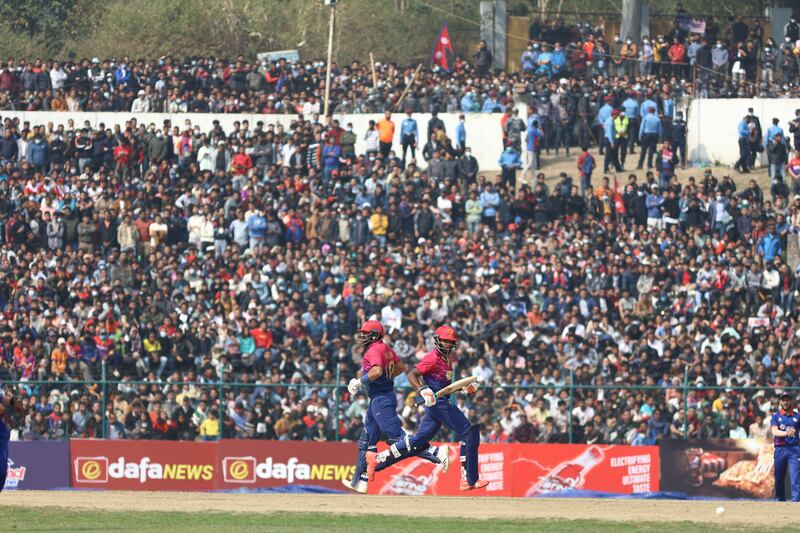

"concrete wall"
[7,98,791,171]
[0,110,507,171]
[686,98,800,167]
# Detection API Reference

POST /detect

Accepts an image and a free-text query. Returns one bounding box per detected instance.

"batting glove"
[347,378,363,395]
[419,387,436,407]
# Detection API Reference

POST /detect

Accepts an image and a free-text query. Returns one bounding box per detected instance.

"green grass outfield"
[0,506,780,533]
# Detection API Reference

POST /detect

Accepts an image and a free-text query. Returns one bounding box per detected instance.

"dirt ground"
[0,490,793,527]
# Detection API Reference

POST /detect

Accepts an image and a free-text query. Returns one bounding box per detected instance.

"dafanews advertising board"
[69,439,357,491]
[70,439,217,491]
[368,443,659,496]
[217,440,355,490]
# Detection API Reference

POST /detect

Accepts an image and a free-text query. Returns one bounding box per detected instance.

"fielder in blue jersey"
[0,389,20,492]
[771,393,800,502]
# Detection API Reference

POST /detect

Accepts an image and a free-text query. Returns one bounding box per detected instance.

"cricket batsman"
[341,320,444,493]
[370,325,488,491]
[771,393,800,501]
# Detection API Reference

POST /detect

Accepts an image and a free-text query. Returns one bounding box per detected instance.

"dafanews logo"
[222,457,256,483]
[74,456,213,484]
[74,456,108,483]
[222,456,355,484]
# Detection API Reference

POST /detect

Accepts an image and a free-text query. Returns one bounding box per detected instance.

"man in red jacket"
[668,37,687,78]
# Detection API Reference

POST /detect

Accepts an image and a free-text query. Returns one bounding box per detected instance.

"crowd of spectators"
[0,11,793,175]
[0,11,800,115]
[0,98,797,447]
[2,10,800,447]
[0,11,795,122]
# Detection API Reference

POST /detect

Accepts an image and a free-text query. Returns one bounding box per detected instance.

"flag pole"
[323,2,336,118]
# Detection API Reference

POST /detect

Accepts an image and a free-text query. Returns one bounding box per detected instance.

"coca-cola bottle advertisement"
[369,443,658,496]
[524,446,604,496]
[512,444,658,496]
[369,443,513,496]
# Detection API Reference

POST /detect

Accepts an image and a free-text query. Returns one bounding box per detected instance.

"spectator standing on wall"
[377,111,394,157]
[400,110,418,165]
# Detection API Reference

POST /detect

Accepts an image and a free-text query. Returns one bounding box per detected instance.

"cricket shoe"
[365,451,378,481]
[341,478,368,494]
[436,446,450,473]
[460,479,489,491]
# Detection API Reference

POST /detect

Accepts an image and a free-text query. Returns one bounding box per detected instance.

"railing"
[4,365,795,443]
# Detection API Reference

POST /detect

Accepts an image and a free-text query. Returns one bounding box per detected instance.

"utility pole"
[621,0,643,43]
[323,1,337,117]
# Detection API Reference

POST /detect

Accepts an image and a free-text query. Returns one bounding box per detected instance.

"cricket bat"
[415,376,477,404]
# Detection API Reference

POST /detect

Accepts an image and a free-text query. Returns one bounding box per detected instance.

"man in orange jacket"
[377,110,395,157]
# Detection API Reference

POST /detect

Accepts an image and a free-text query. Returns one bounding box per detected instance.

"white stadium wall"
[4,99,788,172]
[687,98,800,167]
[0,110,508,174]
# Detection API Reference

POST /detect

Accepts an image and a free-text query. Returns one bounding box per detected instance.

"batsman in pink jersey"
[341,320,444,494]
[371,325,488,491]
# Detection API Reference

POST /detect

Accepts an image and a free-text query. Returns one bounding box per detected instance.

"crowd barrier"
[3,438,785,499]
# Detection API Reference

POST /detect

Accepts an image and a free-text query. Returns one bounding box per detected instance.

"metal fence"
[4,365,794,443]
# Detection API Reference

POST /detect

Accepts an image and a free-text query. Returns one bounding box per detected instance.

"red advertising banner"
[70,439,218,491]
[369,443,658,497]
[368,443,513,497]
[217,440,356,490]
[511,444,659,496]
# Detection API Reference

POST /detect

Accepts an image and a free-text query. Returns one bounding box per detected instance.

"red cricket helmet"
[358,320,385,338]
[433,325,458,356]
[356,320,384,351]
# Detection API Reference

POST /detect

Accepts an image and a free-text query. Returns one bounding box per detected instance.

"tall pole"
[323,3,336,118]
[621,0,643,43]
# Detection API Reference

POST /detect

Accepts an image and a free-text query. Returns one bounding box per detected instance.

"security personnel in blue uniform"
[771,393,800,502]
